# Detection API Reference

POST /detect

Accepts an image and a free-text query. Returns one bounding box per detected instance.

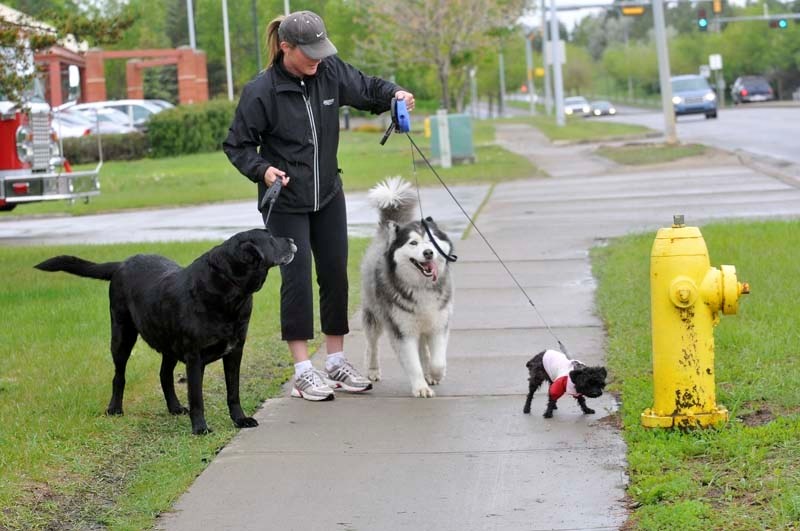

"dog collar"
[421,217,457,263]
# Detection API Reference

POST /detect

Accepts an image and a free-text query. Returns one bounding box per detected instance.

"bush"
[63,132,149,164]
[146,99,236,158]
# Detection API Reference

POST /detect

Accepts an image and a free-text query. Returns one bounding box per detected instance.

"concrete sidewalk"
[158,124,800,531]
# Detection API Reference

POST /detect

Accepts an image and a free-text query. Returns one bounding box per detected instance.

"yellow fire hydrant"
[641,215,750,429]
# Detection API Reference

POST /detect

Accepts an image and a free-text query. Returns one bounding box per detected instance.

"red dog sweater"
[543,349,583,401]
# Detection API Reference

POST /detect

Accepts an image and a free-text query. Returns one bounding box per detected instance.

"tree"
[353,0,525,110]
[1,1,134,102]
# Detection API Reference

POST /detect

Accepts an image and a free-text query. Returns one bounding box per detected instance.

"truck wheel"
[705,112,717,119]
[0,204,17,212]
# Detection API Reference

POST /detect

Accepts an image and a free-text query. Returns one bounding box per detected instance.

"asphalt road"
[603,103,800,166]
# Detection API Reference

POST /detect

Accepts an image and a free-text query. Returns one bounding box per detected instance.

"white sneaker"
[291,368,334,401]
[325,360,373,393]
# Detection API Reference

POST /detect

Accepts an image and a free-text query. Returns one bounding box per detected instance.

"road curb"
[733,150,800,189]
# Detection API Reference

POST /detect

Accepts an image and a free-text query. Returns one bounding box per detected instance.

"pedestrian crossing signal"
[712,0,723,14]
[769,18,788,29]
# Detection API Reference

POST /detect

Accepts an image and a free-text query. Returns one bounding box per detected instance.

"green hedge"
[146,99,236,158]
[63,132,149,164]
[62,100,237,163]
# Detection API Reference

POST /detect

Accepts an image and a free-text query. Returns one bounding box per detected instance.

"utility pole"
[624,19,633,100]
[284,0,291,16]
[540,0,552,115]
[186,0,196,50]
[652,0,677,143]
[470,67,478,119]
[498,49,506,118]
[524,30,537,115]
[222,0,234,101]
[252,0,262,71]
[549,0,565,126]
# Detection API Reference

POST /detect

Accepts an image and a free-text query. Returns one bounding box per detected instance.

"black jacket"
[223,56,400,213]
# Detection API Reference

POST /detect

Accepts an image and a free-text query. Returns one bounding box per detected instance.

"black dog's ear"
[241,241,265,265]
[569,368,586,384]
[599,367,608,379]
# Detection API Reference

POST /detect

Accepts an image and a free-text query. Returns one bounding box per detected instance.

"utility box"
[427,113,476,166]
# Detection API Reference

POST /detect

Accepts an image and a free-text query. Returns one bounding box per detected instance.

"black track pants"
[264,189,349,341]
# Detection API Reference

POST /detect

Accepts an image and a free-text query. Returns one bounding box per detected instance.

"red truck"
[0,93,101,211]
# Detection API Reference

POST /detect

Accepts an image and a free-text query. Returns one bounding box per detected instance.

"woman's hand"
[395,90,415,112]
[264,166,290,187]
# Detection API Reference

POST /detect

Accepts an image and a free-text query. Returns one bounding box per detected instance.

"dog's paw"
[368,368,382,382]
[543,411,553,419]
[169,405,190,415]
[412,384,435,398]
[425,367,445,385]
[523,406,531,414]
[582,408,595,415]
[192,425,213,435]
[106,406,123,416]
[234,417,258,428]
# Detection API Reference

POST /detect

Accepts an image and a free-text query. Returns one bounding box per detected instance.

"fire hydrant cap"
[652,226,706,258]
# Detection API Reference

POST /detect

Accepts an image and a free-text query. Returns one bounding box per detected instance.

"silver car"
[564,96,590,117]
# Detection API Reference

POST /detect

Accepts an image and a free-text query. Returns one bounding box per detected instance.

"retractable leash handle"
[379,98,411,145]
[260,178,283,227]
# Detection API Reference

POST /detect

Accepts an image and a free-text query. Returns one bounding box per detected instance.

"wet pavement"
[9,121,800,530]
[157,125,800,531]
[0,185,488,246]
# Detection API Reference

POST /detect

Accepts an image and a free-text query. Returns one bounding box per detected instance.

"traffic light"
[621,5,646,16]
[712,0,723,14]
[697,9,709,31]
[768,18,788,29]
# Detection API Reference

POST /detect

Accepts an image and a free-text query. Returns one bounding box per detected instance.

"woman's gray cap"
[278,10,338,60]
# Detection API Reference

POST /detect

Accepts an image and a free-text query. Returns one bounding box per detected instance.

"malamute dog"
[361,177,455,397]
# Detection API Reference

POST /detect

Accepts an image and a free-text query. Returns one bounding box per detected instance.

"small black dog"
[35,229,296,435]
[523,349,607,418]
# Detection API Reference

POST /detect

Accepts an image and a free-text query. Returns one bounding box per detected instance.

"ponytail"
[265,16,284,68]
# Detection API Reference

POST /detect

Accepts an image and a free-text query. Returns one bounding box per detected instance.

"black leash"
[381,104,569,355]
[259,178,283,227]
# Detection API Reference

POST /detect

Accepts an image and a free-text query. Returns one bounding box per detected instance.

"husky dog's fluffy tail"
[368,177,417,226]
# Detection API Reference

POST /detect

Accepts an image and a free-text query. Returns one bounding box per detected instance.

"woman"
[223,10,415,402]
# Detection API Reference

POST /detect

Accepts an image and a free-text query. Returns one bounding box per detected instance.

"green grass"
[0,238,369,529]
[1,121,536,217]
[514,114,654,143]
[592,220,800,530]
[596,143,707,165]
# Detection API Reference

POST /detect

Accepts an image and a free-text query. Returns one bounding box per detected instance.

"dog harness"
[543,349,582,400]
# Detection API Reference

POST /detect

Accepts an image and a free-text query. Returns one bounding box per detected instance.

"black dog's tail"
[35,256,121,281]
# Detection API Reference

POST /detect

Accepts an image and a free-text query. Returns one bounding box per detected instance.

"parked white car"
[62,99,165,129]
[146,99,175,110]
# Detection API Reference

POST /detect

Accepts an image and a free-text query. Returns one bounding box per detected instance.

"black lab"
[35,229,296,435]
